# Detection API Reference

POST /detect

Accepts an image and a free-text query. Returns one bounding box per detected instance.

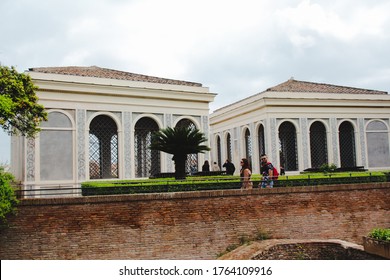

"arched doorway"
[176,119,198,174]
[134,117,160,178]
[310,121,328,168]
[258,124,265,157]
[339,121,356,167]
[89,115,118,179]
[279,121,298,171]
[216,135,222,169]
[226,132,232,161]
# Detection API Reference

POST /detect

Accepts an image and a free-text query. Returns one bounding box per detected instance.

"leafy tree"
[0,66,47,137]
[150,126,210,179]
[0,165,18,224]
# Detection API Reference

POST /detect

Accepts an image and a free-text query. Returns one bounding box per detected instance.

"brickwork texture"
[1,183,389,259]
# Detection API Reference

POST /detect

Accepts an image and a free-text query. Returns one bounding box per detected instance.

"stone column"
[269,118,278,167]
[300,117,309,170]
[164,113,173,172]
[76,109,86,181]
[123,112,132,178]
[358,118,367,167]
[330,118,340,166]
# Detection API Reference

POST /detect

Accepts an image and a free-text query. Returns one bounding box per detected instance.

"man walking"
[259,154,275,188]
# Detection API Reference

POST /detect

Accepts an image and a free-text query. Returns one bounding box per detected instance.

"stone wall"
[1,183,389,259]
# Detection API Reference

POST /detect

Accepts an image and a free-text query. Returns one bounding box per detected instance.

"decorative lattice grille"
[339,121,356,167]
[245,129,252,167]
[176,119,198,173]
[258,124,265,156]
[89,115,118,179]
[226,133,232,161]
[310,121,328,168]
[216,136,222,169]
[279,122,298,171]
[134,117,160,178]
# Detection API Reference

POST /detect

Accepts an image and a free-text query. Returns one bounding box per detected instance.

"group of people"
[240,154,275,189]
[201,154,276,190]
[201,159,236,174]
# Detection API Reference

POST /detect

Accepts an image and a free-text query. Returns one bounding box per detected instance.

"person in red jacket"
[259,154,274,188]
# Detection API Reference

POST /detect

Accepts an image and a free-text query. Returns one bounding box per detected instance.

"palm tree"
[150,126,210,179]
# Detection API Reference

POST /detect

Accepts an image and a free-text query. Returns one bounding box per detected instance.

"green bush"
[319,163,337,173]
[368,228,390,242]
[0,166,19,224]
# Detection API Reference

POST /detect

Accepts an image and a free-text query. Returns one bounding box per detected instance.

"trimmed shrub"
[81,172,388,196]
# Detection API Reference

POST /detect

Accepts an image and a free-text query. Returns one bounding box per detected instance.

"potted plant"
[363,228,390,259]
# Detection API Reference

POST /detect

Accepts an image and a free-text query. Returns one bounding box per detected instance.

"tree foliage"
[150,126,210,179]
[0,166,18,224]
[0,66,47,137]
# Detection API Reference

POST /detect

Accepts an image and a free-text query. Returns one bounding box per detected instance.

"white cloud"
[1,0,390,162]
[276,0,390,45]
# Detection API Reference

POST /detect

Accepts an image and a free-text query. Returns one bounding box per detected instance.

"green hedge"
[81,172,388,196]
[274,174,386,187]
[82,179,242,196]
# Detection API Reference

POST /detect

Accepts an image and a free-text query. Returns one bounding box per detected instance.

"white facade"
[11,69,390,196]
[209,80,390,175]
[11,67,216,196]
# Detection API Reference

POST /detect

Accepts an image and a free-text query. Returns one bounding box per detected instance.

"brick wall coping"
[218,239,364,260]
[19,182,390,206]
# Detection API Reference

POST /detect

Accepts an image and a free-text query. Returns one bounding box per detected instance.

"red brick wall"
[1,183,389,259]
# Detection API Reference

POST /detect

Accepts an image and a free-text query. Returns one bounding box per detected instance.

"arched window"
[134,117,160,178]
[244,128,252,167]
[226,133,232,161]
[40,111,73,181]
[258,124,265,156]
[216,135,222,169]
[339,121,356,167]
[366,120,390,168]
[89,115,118,179]
[310,121,328,168]
[176,118,198,174]
[279,121,298,171]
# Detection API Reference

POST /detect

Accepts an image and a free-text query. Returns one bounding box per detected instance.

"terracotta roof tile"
[28,66,202,87]
[266,78,387,95]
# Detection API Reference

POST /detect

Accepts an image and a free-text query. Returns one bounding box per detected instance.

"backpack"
[262,162,279,180]
[272,166,279,180]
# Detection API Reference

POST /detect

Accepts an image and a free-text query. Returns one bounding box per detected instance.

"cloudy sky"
[1,0,390,163]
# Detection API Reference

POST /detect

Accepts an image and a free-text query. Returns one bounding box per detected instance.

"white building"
[11,67,390,196]
[209,78,390,175]
[11,66,216,196]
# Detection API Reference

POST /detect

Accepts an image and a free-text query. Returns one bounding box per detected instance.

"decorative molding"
[124,112,132,178]
[165,113,173,172]
[77,109,86,180]
[202,115,209,136]
[330,118,339,165]
[26,138,35,181]
[165,113,172,127]
[358,118,367,167]
[270,118,277,165]
[300,118,309,169]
